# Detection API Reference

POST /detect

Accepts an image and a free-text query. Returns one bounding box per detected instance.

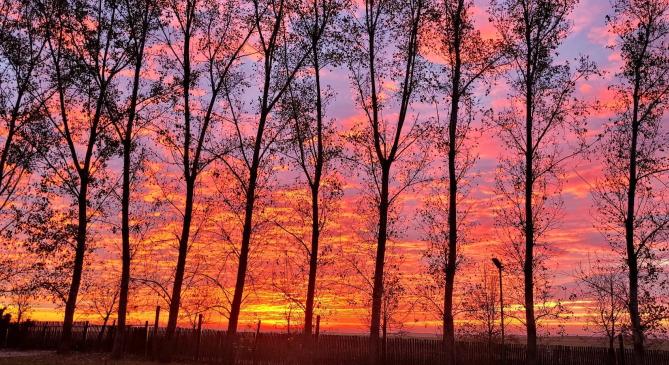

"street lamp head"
[492,257,503,270]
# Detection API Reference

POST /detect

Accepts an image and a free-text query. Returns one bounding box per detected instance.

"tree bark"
[304,24,324,336]
[523,10,537,363]
[381,314,387,364]
[227,160,258,335]
[443,2,464,363]
[626,60,644,365]
[60,175,89,353]
[369,163,390,365]
[304,185,320,336]
[524,78,538,365]
[166,177,195,340]
[111,132,132,358]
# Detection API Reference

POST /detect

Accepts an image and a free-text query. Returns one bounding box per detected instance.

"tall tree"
[37,0,133,351]
[0,0,49,305]
[346,0,429,362]
[278,0,346,336]
[108,0,158,357]
[157,0,251,346]
[430,0,503,360]
[223,0,319,336]
[490,0,595,363]
[594,0,669,361]
[0,0,47,235]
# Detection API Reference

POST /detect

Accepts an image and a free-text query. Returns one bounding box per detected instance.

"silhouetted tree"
[6,289,34,323]
[107,0,159,357]
[277,0,347,336]
[460,264,501,346]
[594,0,669,361]
[490,0,596,363]
[156,0,251,347]
[0,1,50,304]
[0,0,47,236]
[223,0,321,336]
[574,258,628,364]
[344,0,429,362]
[35,0,134,351]
[429,0,504,360]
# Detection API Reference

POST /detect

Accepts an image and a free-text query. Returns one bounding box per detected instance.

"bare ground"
[0,351,199,365]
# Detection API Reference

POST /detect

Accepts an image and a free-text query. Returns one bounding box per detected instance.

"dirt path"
[0,350,55,358]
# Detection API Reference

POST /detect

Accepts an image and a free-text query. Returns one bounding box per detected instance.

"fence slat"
[5,321,669,365]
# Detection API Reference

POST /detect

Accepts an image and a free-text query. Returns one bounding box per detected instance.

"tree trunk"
[111,9,149,353]
[304,186,320,336]
[227,112,265,335]
[443,102,458,363]
[524,62,537,365]
[443,3,463,362]
[228,12,277,330]
[626,65,644,365]
[608,335,616,365]
[227,170,256,336]
[60,175,88,353]
[304,29,324,337]
[369,163,390,365]
[98,316,110,344]
[112,135,132,358]
[165,11,193,349]
[166,177,196,341]
[382,314,387,364]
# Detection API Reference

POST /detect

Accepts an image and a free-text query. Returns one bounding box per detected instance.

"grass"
[0,351,199,365]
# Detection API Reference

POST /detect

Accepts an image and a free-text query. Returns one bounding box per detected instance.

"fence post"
[252,320,261,365]
[618,333,626,365]
[152,305,160,358]
[108,320,116,351]
[153,305,161,334]
[315,316,320,340]
[195,314,203,362]
[81,321,89,350]
[143,320,149,358]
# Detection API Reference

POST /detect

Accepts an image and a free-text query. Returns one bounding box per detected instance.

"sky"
[10,0,668,341]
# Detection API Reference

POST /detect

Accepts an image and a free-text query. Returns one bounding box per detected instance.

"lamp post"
[492,257,505,365]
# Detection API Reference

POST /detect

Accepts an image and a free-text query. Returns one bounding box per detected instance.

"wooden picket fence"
[2,321,669,365]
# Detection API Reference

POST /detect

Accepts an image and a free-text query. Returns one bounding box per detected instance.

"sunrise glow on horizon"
[2,3,668,363]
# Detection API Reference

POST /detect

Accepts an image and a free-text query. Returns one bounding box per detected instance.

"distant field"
[502,336,669,351]
[397,334,669,351]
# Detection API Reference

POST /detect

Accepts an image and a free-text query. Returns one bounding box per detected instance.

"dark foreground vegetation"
[0,352,194,365]
[2,322,669,365]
